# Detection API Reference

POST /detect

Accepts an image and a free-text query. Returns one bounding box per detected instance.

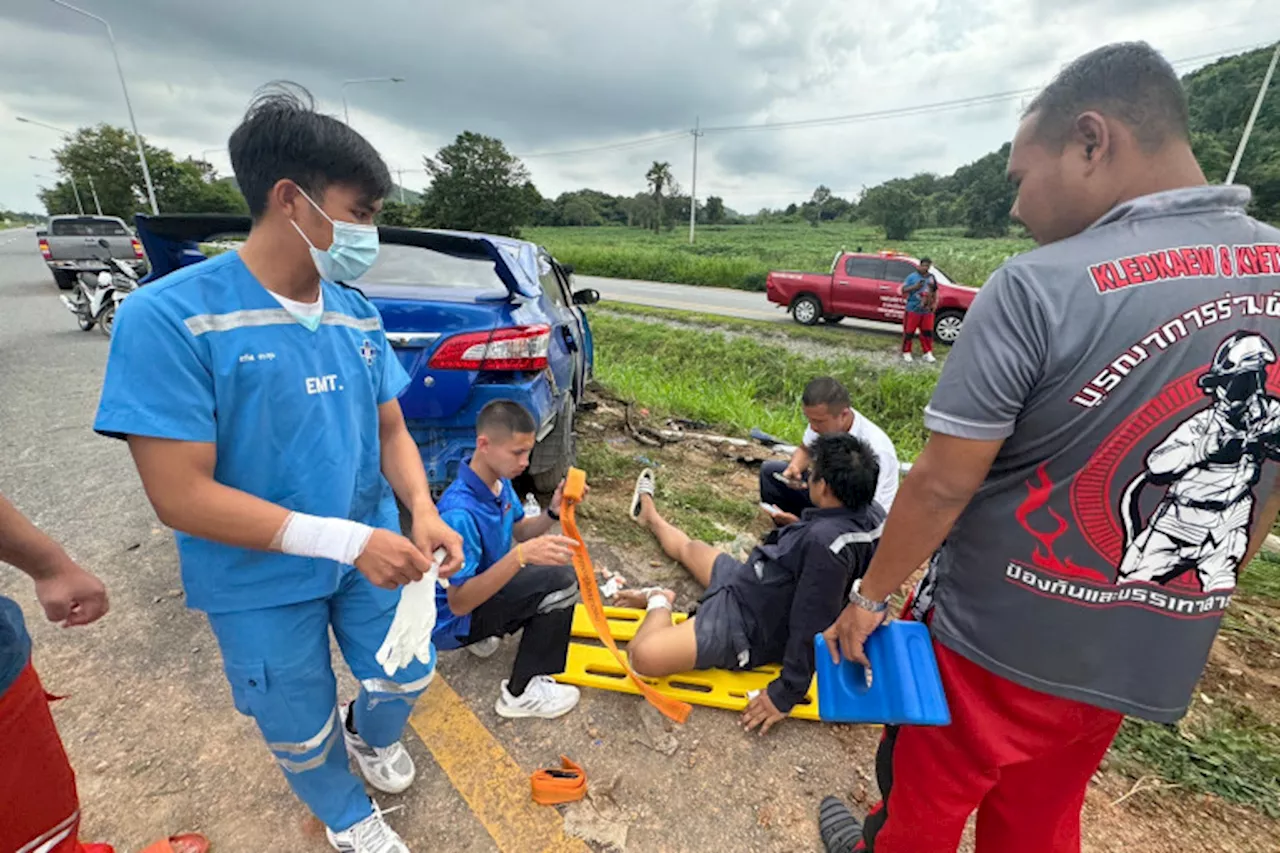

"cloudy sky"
[1,0,1276,215]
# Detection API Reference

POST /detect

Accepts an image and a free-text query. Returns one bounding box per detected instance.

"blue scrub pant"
[207,565,436,832]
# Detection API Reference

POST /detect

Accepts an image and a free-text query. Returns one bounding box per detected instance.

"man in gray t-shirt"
[817,42,1280,853]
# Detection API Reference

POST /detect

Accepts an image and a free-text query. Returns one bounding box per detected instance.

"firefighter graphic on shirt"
[1118,332,1280,592]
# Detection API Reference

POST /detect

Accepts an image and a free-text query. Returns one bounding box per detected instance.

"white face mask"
[290,188,380,281]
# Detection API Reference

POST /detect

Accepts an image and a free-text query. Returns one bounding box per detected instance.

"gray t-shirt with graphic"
[921,186,1280,722]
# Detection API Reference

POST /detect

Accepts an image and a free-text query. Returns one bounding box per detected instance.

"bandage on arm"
[273,512,375,566]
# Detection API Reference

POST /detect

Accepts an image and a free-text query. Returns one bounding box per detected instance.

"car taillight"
[38,239,51,261]
[131,238,143,259]
[428,325,551,371]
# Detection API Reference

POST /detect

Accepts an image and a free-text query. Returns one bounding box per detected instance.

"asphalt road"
[0,228,499,851]
[576,273,901,337]
[0,228,878,852]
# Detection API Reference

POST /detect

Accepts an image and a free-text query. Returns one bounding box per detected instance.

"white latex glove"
[376,548,449,677]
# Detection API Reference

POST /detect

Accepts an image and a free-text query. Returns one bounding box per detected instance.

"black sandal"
[818,796,865,853]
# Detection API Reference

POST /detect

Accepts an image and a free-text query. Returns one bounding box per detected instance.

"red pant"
[0,661,108,853]
[858,640,1123,853]
[902,312,934,354]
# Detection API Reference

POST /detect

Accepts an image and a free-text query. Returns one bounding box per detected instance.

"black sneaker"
[819,796,865,853]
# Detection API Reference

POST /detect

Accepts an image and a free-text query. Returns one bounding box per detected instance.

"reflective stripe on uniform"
[266,707,337,755]
[320,312,382,332]
[16,809,78,853]
[183,308,382,337]
[830,526,885,554]
[361,670,436,698]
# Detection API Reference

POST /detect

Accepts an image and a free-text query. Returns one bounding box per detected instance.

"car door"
[552,260,592,392]
[833,256,886,319]
[537,251,578,404]
[879,259,918,322]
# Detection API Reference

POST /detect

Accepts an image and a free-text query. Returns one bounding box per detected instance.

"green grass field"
[589,310,936,458]
[528,223,1034,291]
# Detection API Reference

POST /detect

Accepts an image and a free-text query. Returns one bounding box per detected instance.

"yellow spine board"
[558,604,819,721]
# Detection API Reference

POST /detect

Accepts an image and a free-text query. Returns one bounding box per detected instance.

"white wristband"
[279,512,374,566]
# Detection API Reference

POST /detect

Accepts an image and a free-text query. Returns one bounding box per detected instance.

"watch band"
[849,578,889,613]
[547,507,561,521]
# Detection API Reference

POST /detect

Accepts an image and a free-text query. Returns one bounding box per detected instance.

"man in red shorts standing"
[818,41,1280,852]
[899,257,937,364]
[1,491,111,853]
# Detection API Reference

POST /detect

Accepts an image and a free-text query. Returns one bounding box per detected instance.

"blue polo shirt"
[0,596,31,696]
[432,463,525,649]
[93,251,410,614]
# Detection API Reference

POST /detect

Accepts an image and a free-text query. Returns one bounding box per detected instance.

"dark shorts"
[693,554,755,671]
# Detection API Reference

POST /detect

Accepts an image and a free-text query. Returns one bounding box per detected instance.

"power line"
[515,130,690,159]
[510,39,1276,159]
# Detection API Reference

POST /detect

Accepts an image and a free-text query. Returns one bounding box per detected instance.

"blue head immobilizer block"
[814,621,950,726]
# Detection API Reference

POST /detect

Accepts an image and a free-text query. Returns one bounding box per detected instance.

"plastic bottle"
[523,493,542,518]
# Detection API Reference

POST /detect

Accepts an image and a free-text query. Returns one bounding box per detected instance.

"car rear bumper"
[406,374,565,490]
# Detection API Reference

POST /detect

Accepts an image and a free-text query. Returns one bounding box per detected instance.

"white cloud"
[0,0,1274,214]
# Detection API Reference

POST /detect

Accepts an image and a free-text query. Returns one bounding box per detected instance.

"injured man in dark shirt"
[615,432,885,735]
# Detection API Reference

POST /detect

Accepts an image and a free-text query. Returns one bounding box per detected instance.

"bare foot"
[613,587,675,609]
[636,493,658,529]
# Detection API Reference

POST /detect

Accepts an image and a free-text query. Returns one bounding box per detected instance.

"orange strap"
[530,755,588,805]
[560,468,691,724]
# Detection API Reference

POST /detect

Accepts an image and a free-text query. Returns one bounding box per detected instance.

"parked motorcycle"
[58,238,140,337]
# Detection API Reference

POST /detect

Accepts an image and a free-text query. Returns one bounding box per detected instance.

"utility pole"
[397,169,406,204]
[86,175,103,215]
[67,173,85,215]
[688,117,702,244]
[1226,43,1279,185]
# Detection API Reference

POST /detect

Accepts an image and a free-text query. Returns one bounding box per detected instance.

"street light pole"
[341,76,405,125]
[49,0,159,215]
[1226,43,1280,185]
[30,155,83,214]
[688,117,702,245]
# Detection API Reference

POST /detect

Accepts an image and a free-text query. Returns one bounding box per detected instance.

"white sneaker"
[923,352,937,364]
[902,352,914,363]
[466,636,501,658]
[327,806,409,853]
[494,675,580,719]
[341,703,417,794]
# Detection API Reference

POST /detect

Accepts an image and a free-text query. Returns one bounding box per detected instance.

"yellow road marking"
[408,677,590,853]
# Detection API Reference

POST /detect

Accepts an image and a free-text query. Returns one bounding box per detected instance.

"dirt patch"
[569,392,1280,851]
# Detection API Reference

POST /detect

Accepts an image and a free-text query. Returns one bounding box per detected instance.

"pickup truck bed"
[39,215,147,290]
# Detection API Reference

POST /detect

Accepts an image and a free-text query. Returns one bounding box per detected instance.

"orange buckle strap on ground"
[530,755,588,805]
[560,467,692,724]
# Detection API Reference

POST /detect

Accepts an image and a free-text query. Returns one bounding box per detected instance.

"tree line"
[35,46,1277,238]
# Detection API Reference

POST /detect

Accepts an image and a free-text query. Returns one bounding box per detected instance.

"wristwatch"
[547,506,561,521]
[849,578,889,613]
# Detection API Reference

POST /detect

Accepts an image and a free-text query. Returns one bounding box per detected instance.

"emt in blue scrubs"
[94,85,463,853]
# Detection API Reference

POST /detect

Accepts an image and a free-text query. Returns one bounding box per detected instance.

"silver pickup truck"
[37,215,147,290]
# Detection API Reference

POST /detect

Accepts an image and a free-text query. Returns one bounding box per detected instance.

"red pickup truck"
[765,250,978,344]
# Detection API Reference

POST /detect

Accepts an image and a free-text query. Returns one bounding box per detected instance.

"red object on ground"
[0,661,99,853]
[857,639,1123,852]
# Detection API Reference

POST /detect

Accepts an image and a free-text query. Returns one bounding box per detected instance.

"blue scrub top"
[94,251,410,614]
[432,464,524,649]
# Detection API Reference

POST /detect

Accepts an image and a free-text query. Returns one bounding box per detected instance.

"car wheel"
[792,295,822,326]
[935,310,964,344]
[53,270,75,290]
[822,314,845,324]
[529,400,578,494]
